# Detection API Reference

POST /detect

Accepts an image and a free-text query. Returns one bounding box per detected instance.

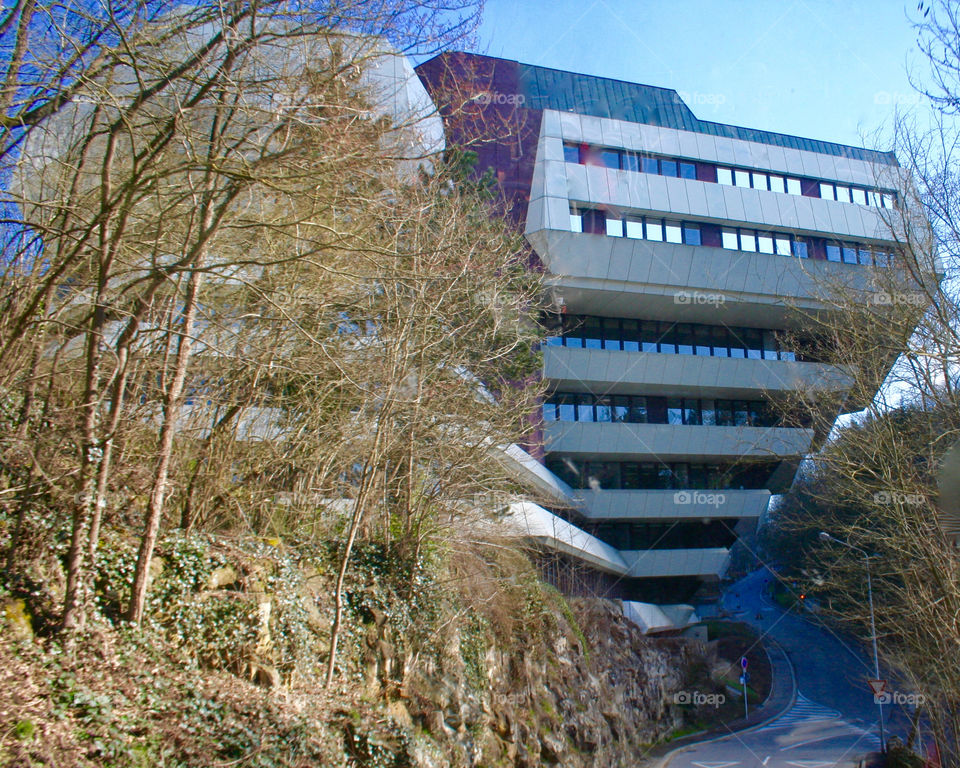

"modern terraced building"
[416,53,904,616]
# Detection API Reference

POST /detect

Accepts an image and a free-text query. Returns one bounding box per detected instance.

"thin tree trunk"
[125,268,202,624]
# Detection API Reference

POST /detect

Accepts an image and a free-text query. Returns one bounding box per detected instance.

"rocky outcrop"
[365,596,695,767]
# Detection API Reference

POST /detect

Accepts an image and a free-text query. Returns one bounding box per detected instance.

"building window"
[563,143,581,164]
[665,220,683,244]
[680,162,697,179]
[683,223,701,246]
[626,218,644,239]
[769,174,785,193]
[570,210,583,233]
[661,159,678,177]
[734,169,751,187]
[717,167,734,186]
[820,182,835,200]
[786,177,802,195]
[641,156,659,174]
[599,149,621,169]
[721,227,739,250]
[606,217,624,237]
[646,220,664,241]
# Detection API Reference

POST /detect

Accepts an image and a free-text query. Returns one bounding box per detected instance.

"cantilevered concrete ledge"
[543,346,853,400]
[528,229,888,324]
[576,488,770,520]
[543,421,813,462]
[622,601,700,634]
[503,500,629,576]
[621,547,729,578]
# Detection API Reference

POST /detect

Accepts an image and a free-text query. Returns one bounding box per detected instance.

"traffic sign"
[740,656,748,670]
[868,679,887,696]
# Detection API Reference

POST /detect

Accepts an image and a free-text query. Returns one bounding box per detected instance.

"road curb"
[647,637,798,768]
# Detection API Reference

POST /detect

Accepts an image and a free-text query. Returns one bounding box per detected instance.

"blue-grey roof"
[516,62,897,166]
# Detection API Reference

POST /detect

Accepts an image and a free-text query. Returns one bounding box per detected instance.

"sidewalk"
[643,637,797,767]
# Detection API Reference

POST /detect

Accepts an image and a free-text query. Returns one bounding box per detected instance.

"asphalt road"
[664,568,914,768]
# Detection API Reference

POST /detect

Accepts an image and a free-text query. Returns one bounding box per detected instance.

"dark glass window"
[661,159,678,177]
[622,319,640,352]
[667,398,684,425]
[694,325,712,356]
[639,463,659,489]
[734,401,750,426]
[762,330,778,360]
[599,149,621,169]
[583,317,603,349]
[577,395,595,422]
[641,321,660,353]
[641,156,659,174]
[656,464,673,489]
[710,326,729,357]
[683,223,701,246]
[629,396,648,423]
[826,243,842,262]
[563,143,581,164]
[701,400,716,426]
[689,464,708,489]
[744,328,763,360]
[595,396,612,423]
[793,239,809,259]
[673,463,690,487]
[622,153,639,172]
[612,396,630,422]
[679,162,696,179]
[558,394,576,422]
[716,401,733,426]
[659,322,677,354]
[603,317,621,350]
[676,324,695,355]
[542,402,557,421]
[683,399,701,425]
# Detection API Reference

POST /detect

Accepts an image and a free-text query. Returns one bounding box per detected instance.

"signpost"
[741,657,749,717]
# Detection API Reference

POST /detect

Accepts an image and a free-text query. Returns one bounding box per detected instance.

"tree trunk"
[125,269,202,624]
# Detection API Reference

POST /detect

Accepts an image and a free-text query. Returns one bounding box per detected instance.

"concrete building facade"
[416,53,904,609]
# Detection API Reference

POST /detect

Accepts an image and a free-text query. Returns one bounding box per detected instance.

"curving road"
[664,568,913,768]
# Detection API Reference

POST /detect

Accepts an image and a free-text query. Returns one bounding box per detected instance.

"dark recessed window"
[563,143,581,164]
[641,156,659,174]
[661,159,678,177]
[679,162,697,179]
[683,223,701,246]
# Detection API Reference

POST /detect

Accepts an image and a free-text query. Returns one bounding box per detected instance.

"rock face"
[0,533,702,767]
[369,596,694,767]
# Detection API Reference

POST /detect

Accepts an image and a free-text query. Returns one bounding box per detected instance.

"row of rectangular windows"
[545,456,777,491]
[542,394,779,428]
[562,142,897,209]
[588,519,739,551]
[544,315,824,363]
[569,207,900,267]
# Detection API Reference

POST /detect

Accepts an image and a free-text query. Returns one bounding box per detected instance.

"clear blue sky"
[468,0,923,151]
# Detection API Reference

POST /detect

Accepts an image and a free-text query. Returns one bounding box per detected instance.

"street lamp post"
[819,531,886,754]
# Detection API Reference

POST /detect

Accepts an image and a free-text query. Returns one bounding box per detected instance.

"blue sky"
[470,0,923,151]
